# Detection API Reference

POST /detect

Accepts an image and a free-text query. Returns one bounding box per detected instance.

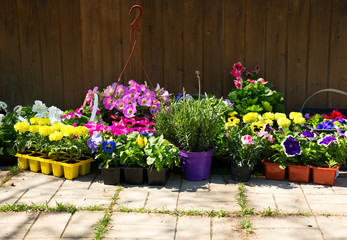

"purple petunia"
[87,131,102,153]
[301,130,315,139]
[332,118,347,124]
[318,135,337,146]
[316,120,335,130]
[281,136,302,157]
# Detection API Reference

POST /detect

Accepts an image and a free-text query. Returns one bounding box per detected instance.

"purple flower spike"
[318,135,337,146]
[281,136,302,157]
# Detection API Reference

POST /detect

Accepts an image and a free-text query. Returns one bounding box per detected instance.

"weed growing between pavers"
[260,206,279,217]
[0,202,106,212]
[93,186,123,240]
[237,183,254,234]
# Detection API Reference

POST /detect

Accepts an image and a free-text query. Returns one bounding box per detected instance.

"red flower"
[324,110,344,120]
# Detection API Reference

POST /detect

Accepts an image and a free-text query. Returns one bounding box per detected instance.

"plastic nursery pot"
[39,160,52,175]
[179,149,214,181]
[230,161,252,182]
[312,165,340,186]
[61,160,80,180]
[123,167,144,185]
[262,159,286,180]
[287,165,311,183]
[51,161,64,178]
[147,168,168,186]
[78,158,94,176]
[101,167,121,185]
[16,154,29,170]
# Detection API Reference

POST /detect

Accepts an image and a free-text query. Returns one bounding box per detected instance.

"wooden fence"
[0,0,346,112]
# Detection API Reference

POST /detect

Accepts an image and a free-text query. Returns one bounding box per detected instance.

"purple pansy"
[318,135,337,146]
[316,120,335,130]
[87,131,102,153]
[281,136,302,157]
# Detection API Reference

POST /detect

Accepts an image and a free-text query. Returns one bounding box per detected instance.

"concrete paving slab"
[0,187,27,205]
[25,212,71,239]
[246,178,302,194]
[0,212,39,239]
[180,178,209,192]
[332,176,347,194]
[7,171,64,190]
[209,175,239,192]
[212,217,242,239]
[305,194,347,214]
[0,169,8,180]
[252,216,323,240]
[177,191,239,212]
[89,173,120,193]
[16,188,57,205]
[105,212,176,239]
[62,211,104,238]
[300,183,335,195]
[246,193,277,212]
[145,190,178,211]
[316,216,347,240]
[273,193,311,213]
[58,173,96,190]
[49,189,113,207]
[175,215,210,240]
[116,186,149,209]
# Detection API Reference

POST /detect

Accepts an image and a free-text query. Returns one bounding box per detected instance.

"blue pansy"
[102,141,116,153]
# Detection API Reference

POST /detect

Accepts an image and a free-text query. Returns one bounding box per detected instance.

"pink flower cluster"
[62,105,83,120]
[230,62,268,89]
[83,116,155,137]
[101,80,170,118]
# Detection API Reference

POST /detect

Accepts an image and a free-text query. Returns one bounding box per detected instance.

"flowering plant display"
[306,110,347,131]
[84,80,170,123]
[0,101,17,156]
[227,62,285,116]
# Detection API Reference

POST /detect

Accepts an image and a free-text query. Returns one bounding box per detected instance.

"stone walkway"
[0,168,347,239]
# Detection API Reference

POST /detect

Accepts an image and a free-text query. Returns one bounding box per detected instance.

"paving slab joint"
[14,188,29,205]
[60,212,74,238]
[22,211,42,240]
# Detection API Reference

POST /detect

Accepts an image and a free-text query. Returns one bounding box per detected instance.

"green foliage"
[155,94,226,152]
[8,166,20,175]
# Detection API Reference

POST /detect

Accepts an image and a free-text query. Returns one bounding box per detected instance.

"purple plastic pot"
[179,149,214,181]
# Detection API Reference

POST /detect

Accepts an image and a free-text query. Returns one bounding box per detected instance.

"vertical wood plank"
[223,0,246,96]
[142,0,163,89]
[100,0,123,88]
[0,0,22,110]
[244,0,267,72]
[120,0,143,85]
[80,0,103,96]
[306,0,331,108]
[287,0,310,112]
[162,0,183,94]
[183,0,203,94]
[38,0,63,108]
[59,0,84,109]
[265,0,287,96]
[16,0,42,106]
[203,0,223,96]
[329,0,347,109]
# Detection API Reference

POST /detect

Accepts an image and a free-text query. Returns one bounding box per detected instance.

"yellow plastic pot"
[78,158,94,176]
[51,161,64,177]
[28,159,41,172]
[40,160,52,175]
[62,160,80,180]
[16,154,29,170]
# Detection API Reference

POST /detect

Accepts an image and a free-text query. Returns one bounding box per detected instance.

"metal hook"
[129,5,143,29]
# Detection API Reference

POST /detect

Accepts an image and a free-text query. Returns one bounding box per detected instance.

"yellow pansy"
[137,136,147,147]
[228,111,238,117]
[251,121,265,133]
[14,122,30,133]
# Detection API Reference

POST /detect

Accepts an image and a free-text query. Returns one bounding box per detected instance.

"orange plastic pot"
[312,166,340,185]
[262,159,286,180]
[287,165,311,183]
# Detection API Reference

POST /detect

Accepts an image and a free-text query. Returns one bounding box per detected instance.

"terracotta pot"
[312,165,340,185]
[287,165,311,183]
[262,159,286,180]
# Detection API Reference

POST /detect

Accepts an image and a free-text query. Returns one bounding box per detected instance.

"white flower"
[13,105,23,114]
[48,106,63,123]
[0,114,5,125]
[32,100,47,114]
[223,99,233,107]
[0,101,7,111]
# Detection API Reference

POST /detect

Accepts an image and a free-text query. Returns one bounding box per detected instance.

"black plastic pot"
[102,167,121,185]
[124,167,143,185]
[231,161,252,182]
[147,168,167,186]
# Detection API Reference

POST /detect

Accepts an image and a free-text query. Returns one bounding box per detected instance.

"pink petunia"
[123,95,137,106]
[138,95,152,107]
[139,84,147,95]
[144,89,156,99]
[257,131,273,143]
[257,78,268,85]
[103,82,117,97]
[103,96,115,110]
[241,135,253,145]
[234,80,242,89]
[116,85,128,97]
[123,104,137,118]
[114,99,125,111]
[86,87,98,105]
[125,89,140,99]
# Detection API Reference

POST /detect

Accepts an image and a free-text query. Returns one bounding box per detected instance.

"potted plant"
[155,80,226,181]
[143,132,180,185]
[223,119,272,182]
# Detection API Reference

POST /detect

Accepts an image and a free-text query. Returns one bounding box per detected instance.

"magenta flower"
[123,104,137,118]
[86,87,98,105]
[257,78,268,85]
[116,85,128,97]
[230,62,244,78]
[241,135,253,145]
[103,96,115,110]
[125,89,140,99]
[138,95,152,107]
[102,82,117,97]
[114,99,125,111]
[128,80,141,91]
[144,89,155,99]
[234,80,242,89]
[139,84,147,94]
[123,95,136,106]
